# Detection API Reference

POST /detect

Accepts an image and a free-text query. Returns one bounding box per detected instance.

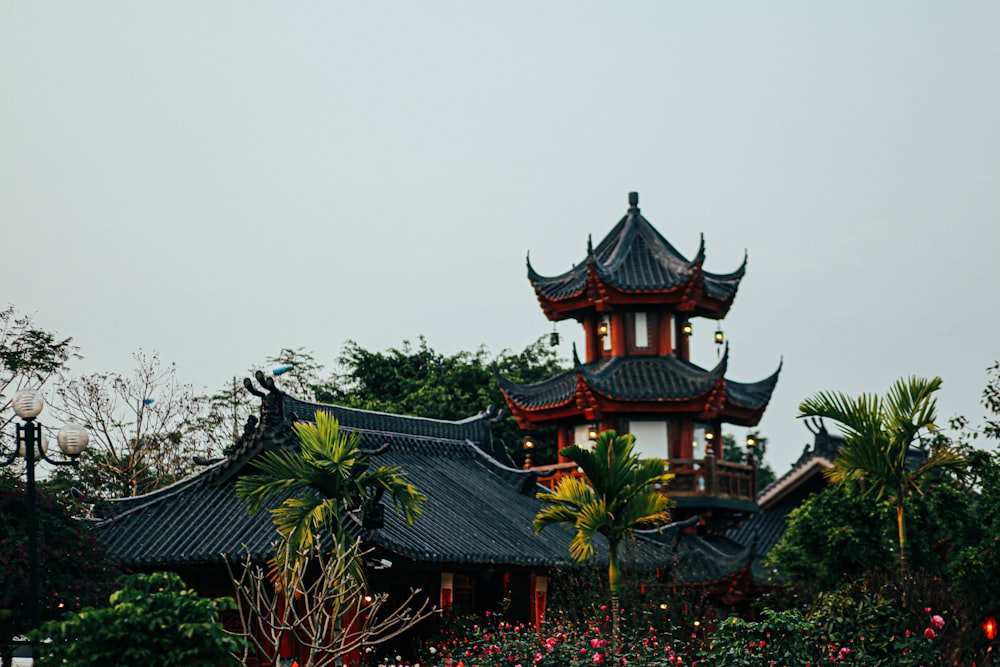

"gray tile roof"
[527,192,745,303]
[499,352,779,416]
[96,381,751,584]
[98,401,569,568]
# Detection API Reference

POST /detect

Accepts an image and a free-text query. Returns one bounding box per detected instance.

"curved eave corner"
[725,358,783,411]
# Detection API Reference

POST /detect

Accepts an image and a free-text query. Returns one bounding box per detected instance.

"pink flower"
[600,605,608,611]
[592,652,605,665]
[931,615,945,630]
[533,653,543,663]
[925,607,932,614]
[924,627,936,640]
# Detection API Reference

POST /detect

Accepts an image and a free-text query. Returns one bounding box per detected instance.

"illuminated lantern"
[984,616,998,641]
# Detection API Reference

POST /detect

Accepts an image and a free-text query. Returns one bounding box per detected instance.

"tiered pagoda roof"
[528,192,746,320]
[499,347,781,428]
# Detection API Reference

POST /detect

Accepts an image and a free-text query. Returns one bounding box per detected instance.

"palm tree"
[236,410,426,576]
[798,375,966,583]
[533,430,672,638]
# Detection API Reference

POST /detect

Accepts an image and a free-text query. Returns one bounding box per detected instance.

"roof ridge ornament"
[628,191,639,212]
[587,234,594,256]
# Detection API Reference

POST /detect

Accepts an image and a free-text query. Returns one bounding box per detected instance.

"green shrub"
[31,571,244,667]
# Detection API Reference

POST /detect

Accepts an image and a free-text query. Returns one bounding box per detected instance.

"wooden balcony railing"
[530,455,756,502]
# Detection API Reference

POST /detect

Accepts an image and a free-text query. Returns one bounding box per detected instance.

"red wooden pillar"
[679,318,692,361]
[440,572,453,614]
[610,311,626,357]
[658,313,673,356]
[678,420,694,460]
[529,574,548,628]
[584,313,600,362]
[557,427,572,464]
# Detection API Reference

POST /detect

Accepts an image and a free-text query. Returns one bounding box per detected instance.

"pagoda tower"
[499,192,780,524]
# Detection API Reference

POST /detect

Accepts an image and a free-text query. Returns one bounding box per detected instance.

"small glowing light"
[714,328,724,345]
[597,322,609,336]
[746,436,757,448]
[985,616,998,641]
[682,321,693,336]
[363,595,374,604]
[705,432,714,441]
[659,603,668,610]
[587,425,599,441]
[523,436,536,450]
[693,620,701,628]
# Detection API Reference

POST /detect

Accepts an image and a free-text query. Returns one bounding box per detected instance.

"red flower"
[924,628,936,640]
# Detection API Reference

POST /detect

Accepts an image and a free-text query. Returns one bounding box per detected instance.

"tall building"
[500,192,781,530]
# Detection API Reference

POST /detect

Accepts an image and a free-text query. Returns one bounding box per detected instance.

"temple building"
[500,192,781,531]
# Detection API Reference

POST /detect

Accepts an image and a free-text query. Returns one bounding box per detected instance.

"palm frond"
[568,499,611,561]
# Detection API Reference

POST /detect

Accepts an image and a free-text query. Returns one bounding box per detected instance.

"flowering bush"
[412,584,959,667]
[694,590,951,667]
[419,606,692,667]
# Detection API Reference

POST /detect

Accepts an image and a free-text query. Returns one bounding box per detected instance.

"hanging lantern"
[714,326,724,346]
[682,321,693,336]
[597,321,609,337]
[984,616,998,641]
[746,436,757,449]
[587,425,599,441]
[549,330,560,347]
[523,436,536,450]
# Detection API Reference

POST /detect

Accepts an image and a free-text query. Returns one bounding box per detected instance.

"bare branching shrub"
[225,538,436,667]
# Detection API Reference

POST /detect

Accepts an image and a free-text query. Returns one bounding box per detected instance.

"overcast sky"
[3,2,998,475]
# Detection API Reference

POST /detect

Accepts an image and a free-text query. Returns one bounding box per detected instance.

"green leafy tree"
[31,571,243,667]
[798,376,967,582]
[0,477,118,667]
[235,410,425,572]
[323,336,566,465]
[766,484,895,590]
[1,306,76,452]
[533,430,672,638]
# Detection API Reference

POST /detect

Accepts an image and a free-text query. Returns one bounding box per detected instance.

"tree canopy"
[320,336,566,465]
[798,375,967,581]
[0,306,76,442]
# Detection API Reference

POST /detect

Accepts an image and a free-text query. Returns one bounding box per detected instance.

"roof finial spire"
[628,191,639,211]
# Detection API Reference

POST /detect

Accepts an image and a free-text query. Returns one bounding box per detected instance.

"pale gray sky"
[3,2,998,474]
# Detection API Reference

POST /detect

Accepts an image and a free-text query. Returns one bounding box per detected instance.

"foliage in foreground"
[415,582,961,667]
[227,538,436,667]
[236,409,425,577]
[798,375,967,581]
[0,477,118,665]
[421,607,687,667]
[31,571,243,667]
[534,430,671,638]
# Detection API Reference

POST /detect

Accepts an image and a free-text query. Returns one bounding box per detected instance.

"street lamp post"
[1,388,90,652]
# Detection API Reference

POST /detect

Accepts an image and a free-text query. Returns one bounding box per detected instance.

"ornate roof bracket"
[699,378,727,420]
[573,375,601,420]
[677,264,705,312]
[586,265,611,311]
